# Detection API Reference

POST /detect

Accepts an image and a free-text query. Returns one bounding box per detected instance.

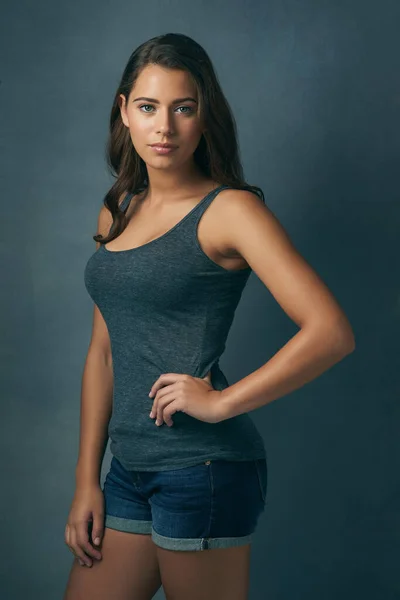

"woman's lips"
[149,145,178,154]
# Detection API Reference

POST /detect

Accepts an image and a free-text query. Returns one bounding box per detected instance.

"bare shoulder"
[211,186,300,267]
[214,188,354,337]
[216,187,267,214]
[207,187,270,252]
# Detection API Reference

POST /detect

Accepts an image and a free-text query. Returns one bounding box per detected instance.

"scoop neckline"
[101,184,227,255]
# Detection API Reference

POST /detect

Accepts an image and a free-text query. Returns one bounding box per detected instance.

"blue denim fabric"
[102,455,268,551]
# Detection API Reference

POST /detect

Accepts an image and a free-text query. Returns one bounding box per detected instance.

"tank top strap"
[119,191,135,212]
[191,184,232,223]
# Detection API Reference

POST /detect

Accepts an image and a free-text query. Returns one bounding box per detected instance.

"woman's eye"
[138,105,193,114]
[139,104,154,113]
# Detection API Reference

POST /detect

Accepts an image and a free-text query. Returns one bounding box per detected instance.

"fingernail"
[78,559,84,566]
[94,537,100,545]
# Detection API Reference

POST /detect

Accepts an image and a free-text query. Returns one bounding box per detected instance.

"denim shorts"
[102,455,268,552]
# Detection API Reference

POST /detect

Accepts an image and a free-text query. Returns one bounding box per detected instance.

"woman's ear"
[119,94,129,128]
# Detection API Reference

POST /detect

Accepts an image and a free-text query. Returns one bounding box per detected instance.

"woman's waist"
[111,352,228,390]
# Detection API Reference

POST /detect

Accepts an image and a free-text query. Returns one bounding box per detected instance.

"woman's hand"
[64,485,104,568]
[148,371,224,427]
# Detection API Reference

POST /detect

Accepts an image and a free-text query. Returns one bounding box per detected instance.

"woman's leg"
[157,543,251,600]
[63,528,162,600]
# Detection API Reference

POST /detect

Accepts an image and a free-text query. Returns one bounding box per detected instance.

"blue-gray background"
[1,0,399,598]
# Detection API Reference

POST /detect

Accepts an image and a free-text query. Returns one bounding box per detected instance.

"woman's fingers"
[91,511,105,549]
[64,487,105,567]
[69,525,92,567]
[65,523,70,546]
[76,520,102,563]
[65,521,102,567]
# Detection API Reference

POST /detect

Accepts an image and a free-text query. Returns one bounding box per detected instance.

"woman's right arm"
[75,305,114,488]
[65,202,119,567]
[75,205,115,488]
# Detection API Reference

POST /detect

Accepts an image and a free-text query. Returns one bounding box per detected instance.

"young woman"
[63,33,355,600]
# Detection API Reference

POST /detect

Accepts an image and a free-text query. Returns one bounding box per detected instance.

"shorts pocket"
[254,458,268,505]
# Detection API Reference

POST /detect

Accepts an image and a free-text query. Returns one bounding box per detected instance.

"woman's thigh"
[63,527,162,600]
[157,543,252,600]
[148,458,266,599]
[87,455,267,599]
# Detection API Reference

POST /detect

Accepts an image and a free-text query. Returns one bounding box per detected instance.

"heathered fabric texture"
[84,184,266,471]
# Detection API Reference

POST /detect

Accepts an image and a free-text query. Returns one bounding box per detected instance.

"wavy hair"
[94,32,265,245]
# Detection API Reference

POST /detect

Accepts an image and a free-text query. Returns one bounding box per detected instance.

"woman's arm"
[75,311,114,488]
[75,203,118,488]
[214,190,355,420]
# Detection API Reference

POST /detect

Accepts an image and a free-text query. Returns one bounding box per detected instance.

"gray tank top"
[84,184,266,471]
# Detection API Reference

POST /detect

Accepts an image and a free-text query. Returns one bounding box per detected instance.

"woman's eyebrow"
[132,96,198,104]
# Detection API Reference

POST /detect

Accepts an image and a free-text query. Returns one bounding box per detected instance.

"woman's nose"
[156,108,175,133]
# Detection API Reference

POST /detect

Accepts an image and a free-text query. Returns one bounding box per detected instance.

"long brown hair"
[94,32,265,245]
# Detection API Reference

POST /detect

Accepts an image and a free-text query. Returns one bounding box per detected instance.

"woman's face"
[119,64,205,170]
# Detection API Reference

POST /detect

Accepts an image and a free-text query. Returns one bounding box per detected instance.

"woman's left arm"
[217,190,356,420]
